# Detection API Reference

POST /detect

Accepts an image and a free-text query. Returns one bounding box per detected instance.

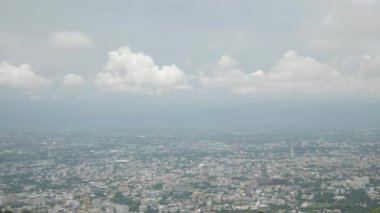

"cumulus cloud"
[0,61,48,88]
[199,55,262,93]
[49,31,93,49]
[199,50,380,96]
[95,46,190,94]
[62,73,85,87]
[269,50,341,82]
[259,51,351,95]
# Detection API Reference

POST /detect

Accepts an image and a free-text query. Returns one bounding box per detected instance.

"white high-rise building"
[114,204,129,213]
[290,144,294,158]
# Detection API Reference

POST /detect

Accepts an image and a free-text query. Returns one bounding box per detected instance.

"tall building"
[290,144,294,158]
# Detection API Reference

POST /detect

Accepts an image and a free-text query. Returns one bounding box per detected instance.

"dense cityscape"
[0,128,379,213]
[2,0,380,213]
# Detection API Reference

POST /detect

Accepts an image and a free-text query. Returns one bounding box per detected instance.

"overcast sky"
[1,0,380,129]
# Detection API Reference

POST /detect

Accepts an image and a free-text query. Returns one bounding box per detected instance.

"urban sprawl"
[0,129,380,213]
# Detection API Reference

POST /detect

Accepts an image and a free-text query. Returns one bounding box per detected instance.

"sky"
[1,0,380,129]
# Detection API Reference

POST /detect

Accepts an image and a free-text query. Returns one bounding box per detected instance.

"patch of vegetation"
[112,192,140,211]
[152,182,163,190]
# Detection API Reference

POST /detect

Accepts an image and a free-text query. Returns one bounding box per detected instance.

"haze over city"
[1,1,380,213]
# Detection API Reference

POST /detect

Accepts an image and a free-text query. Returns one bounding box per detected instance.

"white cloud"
[250,70,264,77]
[49,31,93,49]
[199,50,380,96]
[0,61,48,88]
[259,51,350,95]
[199,55,263,93]
[217,55,237,70]
[268,50,341,82]
[95,46,190,94]
[62,73,85,87]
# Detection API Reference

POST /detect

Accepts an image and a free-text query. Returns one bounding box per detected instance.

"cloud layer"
[49,31,93,49]
[1,46,379,98]
[304,0,380,54]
